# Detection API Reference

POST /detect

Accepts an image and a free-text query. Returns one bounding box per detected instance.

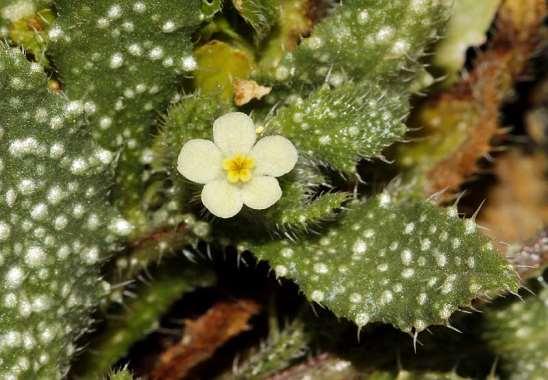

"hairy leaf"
[0,45,129,379]
[246,194,519,331]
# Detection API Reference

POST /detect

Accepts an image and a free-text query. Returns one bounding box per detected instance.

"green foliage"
[48,0,206,216]
[0,0,534,377]
[264,173,349,233]
[194,40,255,102]
[74,262,215,379]
[231,320,308,379]
[108,367,135,380]
[246,193,519,331]
[267,0,450,88]
[232,0,279,43]
[159,96,347,231]
[484,288,548,380]
[202,0,223,19]
[0,0,51,28]
[0,1,54,66]
[267,82,408,173]
[109,212,211,285]
[257,162,348,232]
[0,45,130,379]
[156,93,232,172]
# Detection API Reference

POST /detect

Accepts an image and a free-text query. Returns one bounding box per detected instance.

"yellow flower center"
[223,153,255,183]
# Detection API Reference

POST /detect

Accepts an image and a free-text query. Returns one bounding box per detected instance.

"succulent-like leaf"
[73,263,216,379]
[245,194,519,332]
[231,320,308,380]
[0,45,130,379]
[484,288,548,380]
[232,0,279,42]
[267,82,408,173]
[261,165,349,232]
[0,0,51,26]
[267,0,450,87]
[48,0,206,214]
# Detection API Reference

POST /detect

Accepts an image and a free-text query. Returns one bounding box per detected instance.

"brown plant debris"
[234,79,272,106]
[401,0,545,196]
[479,150,548,279]
[426,0,545,194]
[150,299,261,380]
[480,151,548,244]
[526,74,548,146]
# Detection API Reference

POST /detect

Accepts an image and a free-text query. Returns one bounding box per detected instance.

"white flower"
[177,112,298,218]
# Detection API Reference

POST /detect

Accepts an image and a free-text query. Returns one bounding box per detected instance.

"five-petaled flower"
[177,112,298,218]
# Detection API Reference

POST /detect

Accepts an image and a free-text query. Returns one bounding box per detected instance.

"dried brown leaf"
[150,299,261,380]
[480,151,547,244]
[233,79,271,106]
[479,150,548,278]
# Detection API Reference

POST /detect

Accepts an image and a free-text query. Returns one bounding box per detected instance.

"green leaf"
[232,0,279,42]
[0,2,55,66]
[73,263,216,379]
[194,40,255,103]
[0,0,52,26]
[0,45,129,378]
[202,0,223,19]
[155,93,231,171]
[48,0,205,215]
[231,320,308,379]
[484,288,548,380]
[246,194,519,332]
[108,368,135,380]
[262,165,349,232]
[267,0,450,87]
[267,82,408,173]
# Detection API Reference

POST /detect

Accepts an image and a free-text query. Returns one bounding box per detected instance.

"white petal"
[201,179,243,218]
[177,139,223,184]
[250,135,298,177]
[213,112,256,155]
[241,176,282,210]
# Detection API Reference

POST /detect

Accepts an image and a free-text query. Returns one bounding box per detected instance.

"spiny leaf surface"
[484,288,548,380]
[268,0,450,87]
[232,0,279,42]
[246,194,519,331]
[48,0,205,212]
[0,45,129,379]
[268,82,408,173]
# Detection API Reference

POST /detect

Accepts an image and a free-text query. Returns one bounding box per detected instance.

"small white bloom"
[177,112,298,218]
